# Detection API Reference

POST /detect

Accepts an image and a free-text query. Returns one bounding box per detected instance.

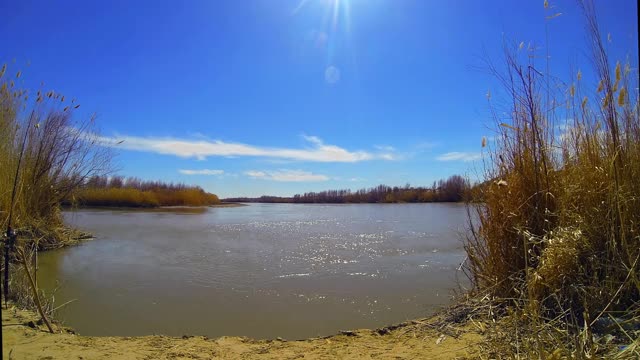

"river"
[38,203,471,339]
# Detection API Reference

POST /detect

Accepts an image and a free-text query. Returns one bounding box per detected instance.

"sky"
[1,0,638,197]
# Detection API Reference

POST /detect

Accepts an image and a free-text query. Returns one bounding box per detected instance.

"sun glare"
[293,0,356,84]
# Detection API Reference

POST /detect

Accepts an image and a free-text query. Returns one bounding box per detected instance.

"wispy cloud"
[244,169,329,182]
[436,152,482,162]
[374,145,396,152]
[179,169,224,176]
[97,134,396,163]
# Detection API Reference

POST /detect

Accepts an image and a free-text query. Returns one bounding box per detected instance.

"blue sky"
[2,0,638,197]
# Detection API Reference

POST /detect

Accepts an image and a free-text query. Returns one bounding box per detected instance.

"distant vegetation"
[464,2,639,357]
[68,176,220,208]
[225,175,469,204]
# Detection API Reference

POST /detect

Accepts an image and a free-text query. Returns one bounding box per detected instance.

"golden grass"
[72,186,220,208]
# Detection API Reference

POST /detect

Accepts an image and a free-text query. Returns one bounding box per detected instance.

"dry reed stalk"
[15,245,53,333]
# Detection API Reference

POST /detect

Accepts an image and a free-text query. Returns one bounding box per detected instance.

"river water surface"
[39,203,470,339]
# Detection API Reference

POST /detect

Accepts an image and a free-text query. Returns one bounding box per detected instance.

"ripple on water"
[276,273,311,279]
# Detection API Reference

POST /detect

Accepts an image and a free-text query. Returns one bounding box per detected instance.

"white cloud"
[97,134,395,163]
[245,170,267,178]
[244,169,329,182]
[374,145,396,152]
[379,153,397,160]
[179,169,224,175]
[436,152,482,162]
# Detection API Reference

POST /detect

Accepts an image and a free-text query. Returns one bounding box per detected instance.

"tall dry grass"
[465,1,639,357]
[1,66,111,328]
[73,187,220,207]
[68,175,221,207]
[0,65,111,248]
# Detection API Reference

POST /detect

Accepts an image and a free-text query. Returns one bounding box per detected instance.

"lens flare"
[325,66,341,84]
[293,0,357,84]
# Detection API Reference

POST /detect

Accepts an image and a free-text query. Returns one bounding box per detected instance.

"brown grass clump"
[464,1,639,357]
[529,227,586,300]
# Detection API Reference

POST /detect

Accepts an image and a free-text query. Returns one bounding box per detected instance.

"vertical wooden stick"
[17,247,53,333]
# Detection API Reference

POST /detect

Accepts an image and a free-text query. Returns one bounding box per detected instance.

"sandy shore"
[2,305,481,359]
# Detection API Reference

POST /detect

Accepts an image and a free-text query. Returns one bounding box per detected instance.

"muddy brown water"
[38,203,471,339]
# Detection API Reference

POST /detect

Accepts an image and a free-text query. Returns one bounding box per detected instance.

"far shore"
[222,201,465,205]
[63,202,247,211]
[64,202,465,211]
[208,202,248,208]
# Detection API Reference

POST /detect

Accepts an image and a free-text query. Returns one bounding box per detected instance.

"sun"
[293,0,350,29]
[293,0,356,84]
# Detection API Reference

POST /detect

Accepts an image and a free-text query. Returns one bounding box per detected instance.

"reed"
[0,67,111,330]
[464,1,639,357]
[69,176,221,208]
[1,67,111,248]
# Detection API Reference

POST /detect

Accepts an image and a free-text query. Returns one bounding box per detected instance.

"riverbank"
[64,202,244,210]
[2,303,481,359]
[13,225,94,251]
[209,202,247,208]
[60,203,245,215]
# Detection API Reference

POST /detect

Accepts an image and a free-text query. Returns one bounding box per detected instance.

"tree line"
[224,175,470,204]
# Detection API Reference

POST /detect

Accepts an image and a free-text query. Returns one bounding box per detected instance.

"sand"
[2,305,481,359]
